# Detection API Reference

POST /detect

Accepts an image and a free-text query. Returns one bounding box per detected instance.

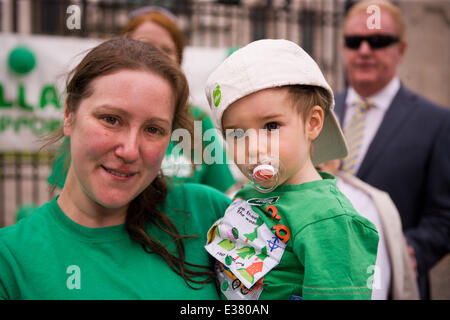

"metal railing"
[0,152,56,226]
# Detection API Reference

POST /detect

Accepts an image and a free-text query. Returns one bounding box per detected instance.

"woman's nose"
[115,131,140,163]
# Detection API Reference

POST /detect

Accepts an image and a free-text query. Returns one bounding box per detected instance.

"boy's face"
[222,87,323,186]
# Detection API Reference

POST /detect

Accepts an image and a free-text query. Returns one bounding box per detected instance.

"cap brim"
[311,110,348,166]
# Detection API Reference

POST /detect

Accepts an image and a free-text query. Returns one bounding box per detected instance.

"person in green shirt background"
[0,38,231,299]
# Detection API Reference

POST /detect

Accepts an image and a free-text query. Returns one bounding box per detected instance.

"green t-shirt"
[205,172,379,300]
[0,183,231,300]
[48,106,235,193]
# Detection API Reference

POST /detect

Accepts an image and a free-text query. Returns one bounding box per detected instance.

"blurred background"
[0,0,449,298]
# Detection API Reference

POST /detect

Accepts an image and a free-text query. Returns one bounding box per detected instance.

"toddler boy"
[204,39,379,300]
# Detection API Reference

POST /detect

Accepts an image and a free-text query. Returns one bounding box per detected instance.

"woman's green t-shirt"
[0,183,231,300]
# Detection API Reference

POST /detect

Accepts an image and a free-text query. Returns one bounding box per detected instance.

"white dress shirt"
[336,176,392,300]
[343,77,401,174]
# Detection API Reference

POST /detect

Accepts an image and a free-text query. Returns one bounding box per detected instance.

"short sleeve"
[294,215,379,300]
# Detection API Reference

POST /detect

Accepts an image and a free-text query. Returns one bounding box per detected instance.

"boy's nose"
[246,131,268,164]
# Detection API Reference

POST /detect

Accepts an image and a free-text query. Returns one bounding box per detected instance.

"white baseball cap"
[205,39,348,165]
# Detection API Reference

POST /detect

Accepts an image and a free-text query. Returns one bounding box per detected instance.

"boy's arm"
[294,215,379,300]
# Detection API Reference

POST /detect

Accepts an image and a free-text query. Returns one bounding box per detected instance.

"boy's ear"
[63,97,72,138]
[307,105,324,141]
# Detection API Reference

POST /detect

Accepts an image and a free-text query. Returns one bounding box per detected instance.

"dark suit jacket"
[335,85,450,298]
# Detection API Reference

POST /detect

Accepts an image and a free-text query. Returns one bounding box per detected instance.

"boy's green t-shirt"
[205,172,379,300]
[0,183,231,300]
[48,106,235,193]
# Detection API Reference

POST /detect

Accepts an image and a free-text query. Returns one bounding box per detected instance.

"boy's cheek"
[234,163,250,179]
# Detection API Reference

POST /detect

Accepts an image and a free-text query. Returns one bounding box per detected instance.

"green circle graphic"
[8,46,36,75]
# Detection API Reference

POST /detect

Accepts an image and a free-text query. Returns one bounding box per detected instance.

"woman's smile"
[101,165,139,180]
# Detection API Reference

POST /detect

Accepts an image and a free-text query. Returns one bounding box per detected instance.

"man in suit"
[336,1,450,299]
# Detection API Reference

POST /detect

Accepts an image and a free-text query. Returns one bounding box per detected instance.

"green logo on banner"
[8,46,36,75]
[0,45,63,139]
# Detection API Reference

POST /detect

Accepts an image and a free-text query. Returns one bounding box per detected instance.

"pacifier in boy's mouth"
[246,157,286,193]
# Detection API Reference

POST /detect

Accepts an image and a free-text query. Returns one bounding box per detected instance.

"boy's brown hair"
[285,85,331,123]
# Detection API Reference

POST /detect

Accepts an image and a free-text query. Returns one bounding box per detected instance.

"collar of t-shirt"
[50,196,129,243]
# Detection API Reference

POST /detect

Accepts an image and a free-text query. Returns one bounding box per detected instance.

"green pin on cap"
[213,84,221,107]
[8,46,36,75]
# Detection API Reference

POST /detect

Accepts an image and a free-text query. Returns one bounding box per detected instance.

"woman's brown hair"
[45,38,214,288]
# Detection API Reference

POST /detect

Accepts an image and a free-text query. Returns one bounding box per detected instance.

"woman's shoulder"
[0,200,55,248]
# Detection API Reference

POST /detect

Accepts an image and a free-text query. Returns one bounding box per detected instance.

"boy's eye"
[265,122,280,131]
[227,128,246,139]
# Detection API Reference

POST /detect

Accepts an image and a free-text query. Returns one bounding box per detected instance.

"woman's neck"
[57,170,127,228]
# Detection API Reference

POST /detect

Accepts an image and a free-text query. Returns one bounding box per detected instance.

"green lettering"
[0,115,63,136]
[48,118,63,132]
[28,117,38,135]
[0,115,12,132]
[0,84,13,108]
[17,84,34,111]
[40,85,61,109]
[31,117,47,135]
[14,116,27,132]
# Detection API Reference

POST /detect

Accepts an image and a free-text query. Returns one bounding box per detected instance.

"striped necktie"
[341,98,373,175]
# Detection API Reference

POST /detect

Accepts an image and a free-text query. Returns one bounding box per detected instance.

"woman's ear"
[63,97,72,138]
[307,105,324,141]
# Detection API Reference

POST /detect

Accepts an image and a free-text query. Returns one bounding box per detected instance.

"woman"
[0,38,230,299]
[48,7,236,193]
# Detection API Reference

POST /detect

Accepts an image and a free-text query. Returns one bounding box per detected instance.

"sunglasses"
[344,34,400,50]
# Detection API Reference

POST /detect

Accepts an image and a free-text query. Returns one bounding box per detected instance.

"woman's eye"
[265,122,280,131]
[146,126,164,135]
[102,116,119,126]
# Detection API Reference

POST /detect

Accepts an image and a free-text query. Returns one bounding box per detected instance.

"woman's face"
[130,21,178,63]
[63,69,175,211]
